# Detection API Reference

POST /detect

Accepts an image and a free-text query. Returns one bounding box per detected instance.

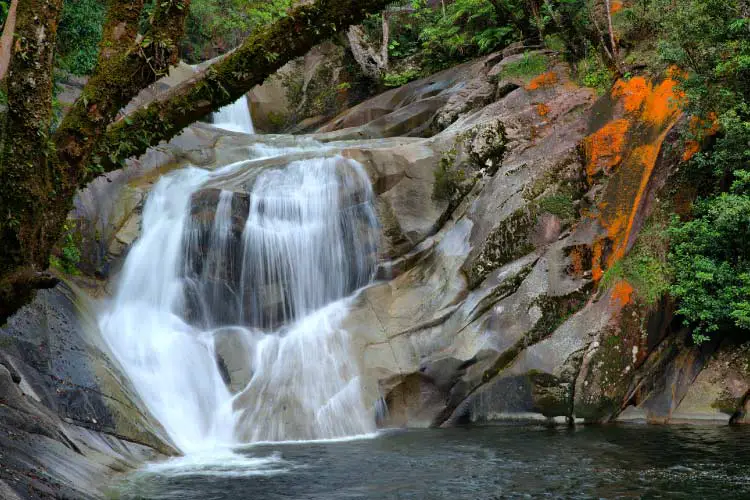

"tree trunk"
[381,11,390,72]
[0,0,64,322]
[0,0,18,80]
[604,0,619,67]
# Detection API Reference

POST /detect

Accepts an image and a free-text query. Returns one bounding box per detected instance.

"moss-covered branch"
[93,0,392,175]
[54,0,190,180]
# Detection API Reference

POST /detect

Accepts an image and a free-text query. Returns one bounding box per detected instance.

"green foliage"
[417,0,516,71]
[602,215,672,305]
[669,175,750,343]
[538,193,575,221]
[657,0,749,113]
[57,0,106,75]
[576,53,614,94]
[647,0,750,343]
[50,223,82,275]
[383,68,421,87]
[181,0,293,62]
[500,51,549,79]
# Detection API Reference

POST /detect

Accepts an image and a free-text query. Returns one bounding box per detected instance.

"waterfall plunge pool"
[112,424,750,499]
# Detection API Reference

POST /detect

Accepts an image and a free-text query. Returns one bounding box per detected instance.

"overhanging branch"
[93,0,391,176]
[53,0,190,182]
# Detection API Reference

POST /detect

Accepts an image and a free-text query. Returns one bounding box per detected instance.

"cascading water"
[212,95,255,134]
[99,138,380,453]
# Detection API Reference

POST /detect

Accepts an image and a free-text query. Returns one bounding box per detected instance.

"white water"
[100,131,380,453]
[213,95,255,134]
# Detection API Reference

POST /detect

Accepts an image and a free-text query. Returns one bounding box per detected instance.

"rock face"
[0,281,174,499]
[3,45,744,499]
[73,49,743,432]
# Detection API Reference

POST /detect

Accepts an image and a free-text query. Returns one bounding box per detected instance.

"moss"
[466,122,507,174]
[575,329,634,422]
[599,208,671,305]
[527,371,571,417]
[501,52,549,81]
[468,207,538,288]
[712,389,743,415]
[432,147,466,202]
[0,334,15,349]
[539,193,576,221]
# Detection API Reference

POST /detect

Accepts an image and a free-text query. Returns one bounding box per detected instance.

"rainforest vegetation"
[0,0,747,343]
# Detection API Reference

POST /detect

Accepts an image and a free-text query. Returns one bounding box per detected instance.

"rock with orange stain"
[527,71,558,90]
[584,119,630,180]
[682,140,700,162]
[611,76,682,126]
[536,103,550,117]
[642,79,682,126]
[610,280,635,307]
[612,77,651,114]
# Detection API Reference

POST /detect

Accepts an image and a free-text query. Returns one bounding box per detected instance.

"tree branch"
[54,0,190,181]
[93,0,392,176]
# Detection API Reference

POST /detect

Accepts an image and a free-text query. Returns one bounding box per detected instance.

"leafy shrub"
[669,177,750,343]
[50,223,82,275]
[383,68,421,87]
[576,54,614,94]
[57,0,106,75]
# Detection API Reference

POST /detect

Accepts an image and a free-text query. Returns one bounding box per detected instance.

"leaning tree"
[0,0,392,323]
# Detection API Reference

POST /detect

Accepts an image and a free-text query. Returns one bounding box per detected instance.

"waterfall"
[99,144,379,453]
[213,95,255,134]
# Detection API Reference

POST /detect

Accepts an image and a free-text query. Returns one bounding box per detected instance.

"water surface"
[114,424,750,499]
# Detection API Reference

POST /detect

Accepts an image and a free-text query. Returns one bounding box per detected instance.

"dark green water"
[114,425,750,499]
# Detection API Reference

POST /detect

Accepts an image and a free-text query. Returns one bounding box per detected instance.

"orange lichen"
[612,77,651,114]
[642,78,682,126]
[611,76,681,126]
[585,119,630,181]
[587,75,684,285]
[527,71,558,90]
[536,103,550,117]
[610,280,635,307]
[682,140,700,162]
[610,0,624,14]
[592,241,604,281]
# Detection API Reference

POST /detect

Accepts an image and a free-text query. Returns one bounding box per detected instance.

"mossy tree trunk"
[0,0,64,321]
[0,0,391,324]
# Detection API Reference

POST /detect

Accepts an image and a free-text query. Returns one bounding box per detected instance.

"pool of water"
[113,425,750,499]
